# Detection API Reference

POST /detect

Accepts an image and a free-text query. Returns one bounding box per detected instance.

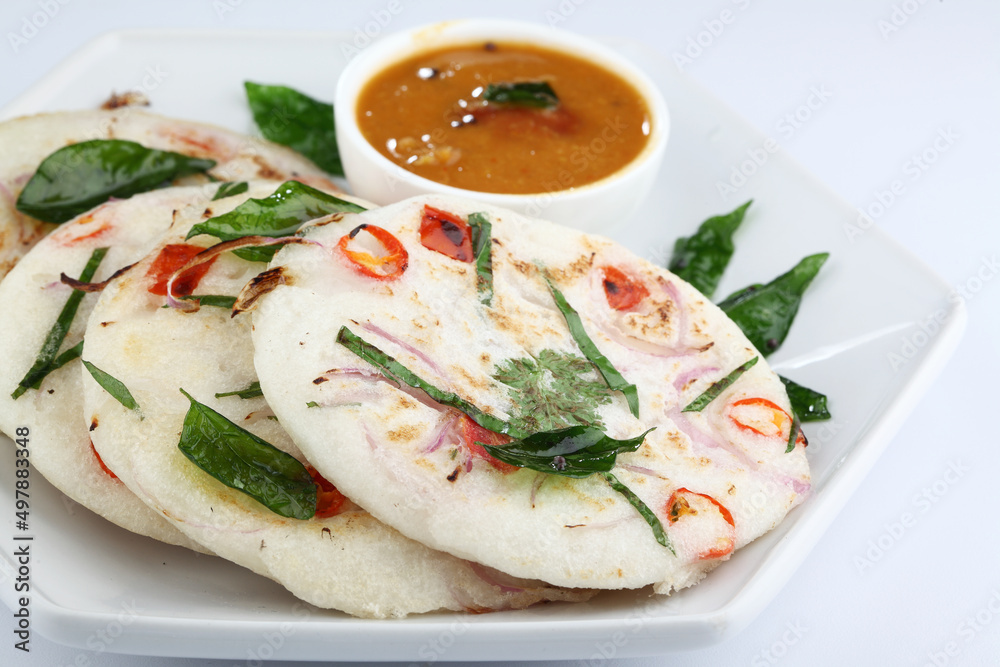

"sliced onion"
[165,235,319,312]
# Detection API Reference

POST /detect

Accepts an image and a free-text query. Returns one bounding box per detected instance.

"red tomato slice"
[460,416,519,474]
[306,465,347,519]
[602,266,649,311]
[337,224,409,280]
[665,487,736,560]
[728,397,804,444]
[145,244,217,297]
[89,440,118,480]
[420,205,473,262]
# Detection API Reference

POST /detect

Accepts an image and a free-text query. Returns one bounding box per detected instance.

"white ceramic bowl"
[334,19,669,234]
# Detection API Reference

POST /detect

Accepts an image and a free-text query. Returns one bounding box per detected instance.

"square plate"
[0,29,964,661]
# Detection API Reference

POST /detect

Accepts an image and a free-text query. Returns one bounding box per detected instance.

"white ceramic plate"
[0,29,965,661]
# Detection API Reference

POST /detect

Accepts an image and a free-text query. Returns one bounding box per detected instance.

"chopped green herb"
[718,253,829,356]
[681,356,759,413]
[245,82,343,176]
[483,82,559,109]
[215,381,263,400]
[602,471,673,552]
[16,140,215,224]
[467,212,494,306]
[82,360,141,416]
[540,271,640,417]
[177,389,316,519]
[493,350,613,432]
[12,247,108,399]
[212,181,249,200]
[779,375,831,422]
[305,401,320,408]
[669,200,751,297]
[186,180,365,262]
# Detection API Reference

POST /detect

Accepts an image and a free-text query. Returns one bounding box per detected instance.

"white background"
[1,0,998,665]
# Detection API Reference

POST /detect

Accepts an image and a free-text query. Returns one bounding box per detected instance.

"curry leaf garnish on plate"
[245,81,343,176]
[336,326,515,436]
[12,247,108,400]
[16,140,216,224]
[602,471,673,552]
[493,350,613,432]
[467,212,494,305]
[82,360,141,416]
[718,253,829,356]
[482,82,559,109]
[669,200,752,298]
[211,181,249,200]
[779,375,831,422]
[540,271,640,418]
[682,356,759,413]
[215,381,264,400]
[177,388,316,520]
[186,180,365,262]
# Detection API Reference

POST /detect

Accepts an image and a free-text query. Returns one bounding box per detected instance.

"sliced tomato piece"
[460,416,519,474]
[338,224,409,281]
[602,266,649,311]
[728,397,804,446]
[420,205,473,262]
[665,487,735,560]
[306,465,347,519]
[89,440,118,480]
[145,243,217,297]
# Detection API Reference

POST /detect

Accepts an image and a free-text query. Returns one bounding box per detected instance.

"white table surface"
[1,0,997,665]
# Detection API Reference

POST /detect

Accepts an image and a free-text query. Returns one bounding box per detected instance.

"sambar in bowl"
[335,20,668,233]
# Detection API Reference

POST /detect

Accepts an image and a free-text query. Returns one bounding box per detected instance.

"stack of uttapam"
[0,108,810,619]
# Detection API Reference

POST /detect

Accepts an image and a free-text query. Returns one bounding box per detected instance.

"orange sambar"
[355,41,651,195]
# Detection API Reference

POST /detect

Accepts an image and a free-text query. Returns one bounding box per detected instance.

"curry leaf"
[467,212,494,306]
[541,271,640,417]
[180,294,238,309]
[177,389,316,519]
[215,381,263,400]
[779,375,831,422]
[336,326,516,436]
[602,471,673,552]
[212,181,249,200]
[669,200,751,297]
[483,82,559,109]
[16,140,215,224]
[682,356,759,413]
[245,81,343,176]
[186,180,365,262]
[785,412,802,454]
[718,253,829,356]
[479,425,653,479]
[82,360,141,415]
[12,247,108,399]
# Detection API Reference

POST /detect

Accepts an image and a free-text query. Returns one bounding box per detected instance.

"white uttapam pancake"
[0,183,260,549]
[80,197,590,618]
[251,195,811,593]
[0,108,342,280]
